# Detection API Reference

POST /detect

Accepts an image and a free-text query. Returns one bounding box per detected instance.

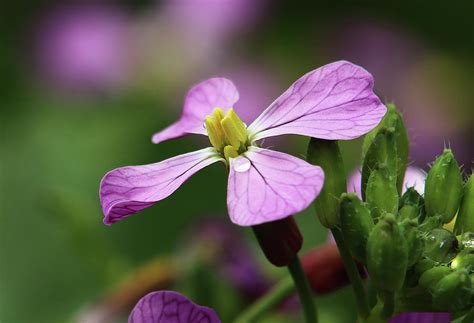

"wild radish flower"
[129,291,220,323]
[100,61,386,226]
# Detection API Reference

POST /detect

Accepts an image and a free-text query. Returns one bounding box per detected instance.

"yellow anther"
[221,109,247,150]
[223,145,239,162]
[213,108,225,123]
[205,116,225,149]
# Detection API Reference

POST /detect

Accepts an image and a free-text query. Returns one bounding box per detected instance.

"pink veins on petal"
[129,291,220,323]
[99,60,387,226]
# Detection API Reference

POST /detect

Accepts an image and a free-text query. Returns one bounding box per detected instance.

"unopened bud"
[451,249,474,272]
[399,187,426,221]
[432,270,472,311]
[419,266,452,291]
[252,217,302,267]
[307,139,346,228]
[455,174,474,234]
[367,214,408,291]
[366,165,399,219]
[425,149,463,223]
[340,193,374,263]
[398,205,420,222]
[361,127,397,200]
[414,258,437,276]
[424,228,459,263]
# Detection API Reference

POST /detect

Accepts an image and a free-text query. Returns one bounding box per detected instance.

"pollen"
[205,108,249,156]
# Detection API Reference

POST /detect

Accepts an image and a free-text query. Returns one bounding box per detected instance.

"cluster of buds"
[309,103,473,319]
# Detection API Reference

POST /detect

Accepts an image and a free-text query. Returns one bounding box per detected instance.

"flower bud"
[424,228,459,263]
[398,205,420,222]
[451,249,474,272]
[362,103,409,195]
[367,214,408,291]
[418,266,452,291]
[252,217,302,267]
[432,270,471,311]
[455,174,474,234]
[414,258,437,276]
[424,149,463,223]
[339,193,374,263]
[418,215,443,233]
[400,220,424,267]
[361,127,397,200]
[399,187,426,221]
[307,139,346,228]
[366,165,399,219]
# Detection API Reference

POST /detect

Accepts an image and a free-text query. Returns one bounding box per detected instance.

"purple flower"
[100,61,386,226]
[347,166,426,198]
[129,291,220,323]
[389,312,450,323]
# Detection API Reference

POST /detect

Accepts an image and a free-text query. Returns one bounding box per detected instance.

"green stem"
[233,276,294,323]
[367,276,378,310]
[288,256,318,323]
[331,228,370,319]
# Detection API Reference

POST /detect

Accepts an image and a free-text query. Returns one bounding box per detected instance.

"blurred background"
[1,1,473,322]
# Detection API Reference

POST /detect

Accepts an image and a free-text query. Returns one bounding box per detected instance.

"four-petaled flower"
[100,61,387,226]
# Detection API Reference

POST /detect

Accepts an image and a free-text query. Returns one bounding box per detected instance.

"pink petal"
[152,78,239,144]
[248,61,387,141]
[227,147,324,226]
[129,291,220,323]
[100,148,222,225]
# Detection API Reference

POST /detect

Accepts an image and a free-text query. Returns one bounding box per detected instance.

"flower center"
[205,108,250,161]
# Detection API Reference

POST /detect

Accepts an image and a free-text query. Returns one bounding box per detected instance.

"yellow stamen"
[221,109,247,150]
[224,145,239,162]
[205,116,224,149]
[213,108,225,123]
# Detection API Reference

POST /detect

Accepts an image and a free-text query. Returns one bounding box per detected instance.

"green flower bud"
[425,149,463,223]
[451,249,474,272]
[362,103,409,195]
[366,165,399,219]
[398,205,420,222]
[455,174,474,234]
[432,270,471,311]
[399,187,426,221]
[414,258,437,276]
[307,139,346,228]
[400,220,424,267]
[340,193,375,263]
[419,266,452,291]
[367,214,408,291]
[361,127,397,200]
[424,228,459,263]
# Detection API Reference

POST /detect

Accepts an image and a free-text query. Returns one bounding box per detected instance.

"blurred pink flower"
[34,4,131,93]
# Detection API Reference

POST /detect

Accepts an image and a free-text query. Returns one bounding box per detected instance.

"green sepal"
[398,205,420,223]
[400,220,424,267]
[339,193,375,263]
[418,215,443,232]
[361,127,397,200]
[307,138,346,228]
[423,228,459,263]
[432,270,472,311]
[424,149,463,223]
[418,266,452,291]
[366,165,399,220]
[362,103,409,195]
[455,174,474,234]
[367,214,408,292]
[399,187,426,222]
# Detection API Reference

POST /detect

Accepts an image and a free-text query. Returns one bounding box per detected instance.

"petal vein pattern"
[129,291,220,323]
[152,78,239,144]
[227,147,324,226]
[100,148,222,225]
[248,61,386,141]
